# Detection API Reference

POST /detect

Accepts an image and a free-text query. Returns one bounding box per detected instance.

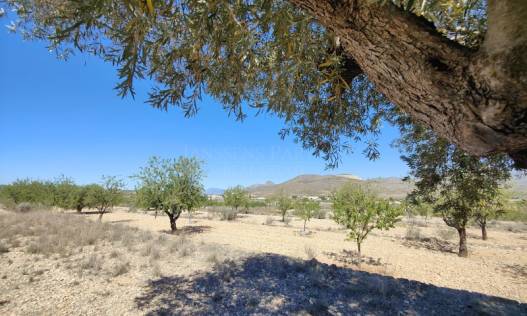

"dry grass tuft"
[436,227,456,240]
[405,225,422,240]
[304,245,317,260]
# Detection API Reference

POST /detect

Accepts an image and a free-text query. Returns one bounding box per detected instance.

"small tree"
[332,184,402,257]
[474,192,505,240]
[276,192,293,222]
[223,186,249,214]
[294,198,320,232]
[135,156,205,232]
[85,176,124,221]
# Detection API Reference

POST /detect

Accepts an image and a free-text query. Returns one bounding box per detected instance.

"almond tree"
[84,176,124,221]
[223,186,249,214]
[135,156,205,232]
[4,1,526,168]
[294,198,320,232]
[275,192,294,222]
[397,122,513,257]
[332,184,401,257]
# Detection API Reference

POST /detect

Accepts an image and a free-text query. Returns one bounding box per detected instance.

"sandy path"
[94,209,527,303]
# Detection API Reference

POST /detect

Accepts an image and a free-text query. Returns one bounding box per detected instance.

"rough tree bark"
[481,223,488,241]
[289,0,527,168]
[167,210,181,232]
[457,227,468,257]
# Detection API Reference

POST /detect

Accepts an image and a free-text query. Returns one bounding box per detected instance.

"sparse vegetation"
[332,184,402,256]
[294,198,320,233]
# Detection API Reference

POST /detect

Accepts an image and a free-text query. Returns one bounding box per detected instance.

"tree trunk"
[98,212,104,222]
[457,227,468,257]
[282,211,286,222]
[481,223,488,241]
[303,219,307,232]
[356,240,362,265]
[169,215,177,232]
[188,211,192,224]
[76,206,82,213]
[289,0,527,168]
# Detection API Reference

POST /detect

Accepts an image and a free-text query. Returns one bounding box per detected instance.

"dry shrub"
[109,259,131,277]
[79,253,103,273]
[265,216,274,225]
[151,263,162,277]
[16,202,33,213]
[405,225,422,240]
[436,227,456,240]
[0,211,154,258]
[283,216,292,226]
[220,208,237,221]
[304,245,317,260]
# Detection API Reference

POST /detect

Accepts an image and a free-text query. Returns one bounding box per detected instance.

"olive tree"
[135,156,205,232]
[4,0,526,168]
[223,186,249,213]
[294,198,320,232]
[332,184,402,256]
[84,176,125,221]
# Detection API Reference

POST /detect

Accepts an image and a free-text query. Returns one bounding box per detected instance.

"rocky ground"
[0,208,526,315]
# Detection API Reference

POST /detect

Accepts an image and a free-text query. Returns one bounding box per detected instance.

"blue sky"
[0,29,408,189]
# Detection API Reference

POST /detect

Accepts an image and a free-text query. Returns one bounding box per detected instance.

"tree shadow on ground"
[134,253,526,316]
[402,237,457,254]
[502,264,527,279]
[107,219,135,224]
[161,226,212,236]
[324,249,383,266]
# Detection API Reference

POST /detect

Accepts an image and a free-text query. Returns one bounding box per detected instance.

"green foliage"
[0,179,55,206]
[0,0,478,167]
[294,198,320,232]
[500,199,527,222]
[84,176,125,220]
[52,175,79,210]
[396,121,513,255]
[223,186,249,212]
[332,184,401,255]
[135,156,205,231]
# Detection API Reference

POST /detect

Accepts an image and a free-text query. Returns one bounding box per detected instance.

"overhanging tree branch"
[289,0,527,167]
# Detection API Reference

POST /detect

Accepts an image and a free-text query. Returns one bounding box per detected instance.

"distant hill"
[248,173,527,200]
[247,174,413,200]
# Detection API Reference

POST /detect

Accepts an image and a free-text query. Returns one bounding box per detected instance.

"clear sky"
[0,29,408,189]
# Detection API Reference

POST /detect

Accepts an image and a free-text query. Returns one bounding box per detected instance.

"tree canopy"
[135,156,205,231]
[396,121,513,256]
[2,0,525,166]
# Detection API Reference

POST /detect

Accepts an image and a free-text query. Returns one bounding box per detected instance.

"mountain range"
[207,173,526,200]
